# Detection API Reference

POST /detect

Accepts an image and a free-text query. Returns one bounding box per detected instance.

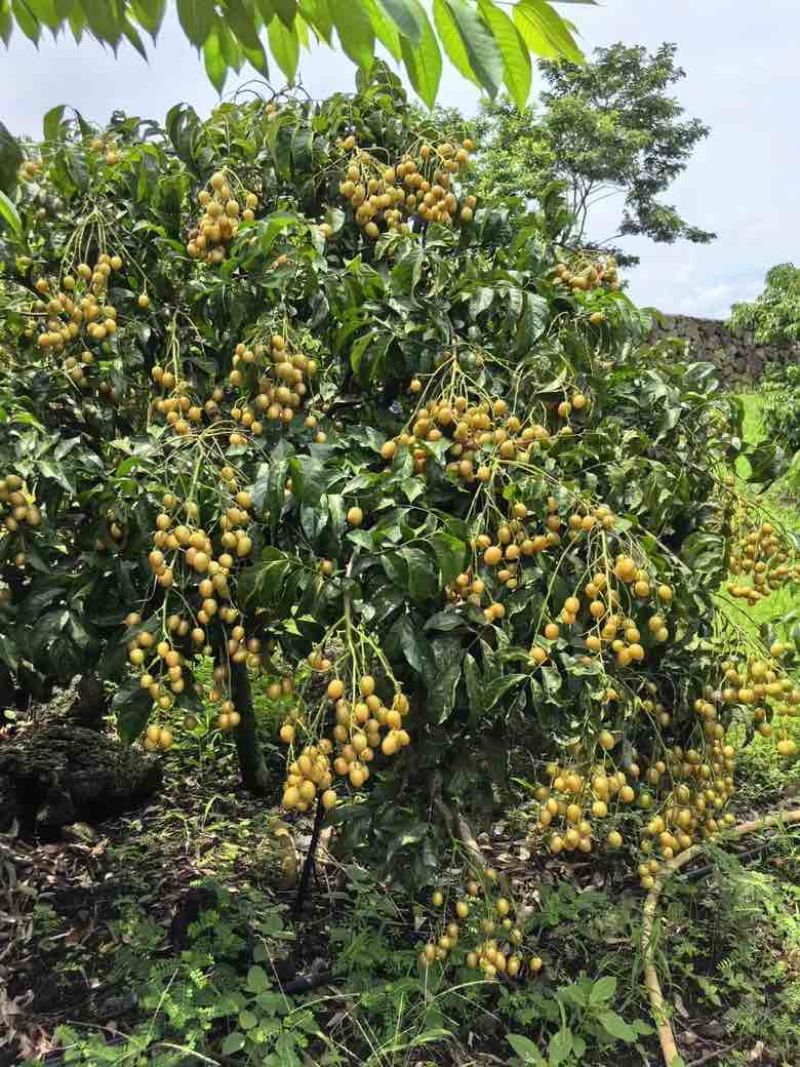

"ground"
[2,392,800,1067]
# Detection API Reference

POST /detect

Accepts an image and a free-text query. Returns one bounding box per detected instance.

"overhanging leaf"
[478,0,531,108]
[399,1,440,108]
[513,0,583,63]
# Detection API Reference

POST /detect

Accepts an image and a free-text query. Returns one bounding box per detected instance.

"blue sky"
[1,0,797,318]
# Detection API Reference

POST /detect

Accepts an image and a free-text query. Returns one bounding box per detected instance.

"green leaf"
[506,1033,546,1066]
[428,637,464,723]
[112,677,152,743]
[432,0,474,84]
[122,18,148,57]
[442,0,502,95]
[288,455,328,504]
[399,1,440,108]
[362,0,400,60]
[43,103,66,141]
[0,4,12,45]
[589,975,616,1005]
[477,0,531,108]
[25,0,59,29]
[273,0,297,27]
[329,0,374,69]
[513,0,583,63]
[203,27,228,90]
[132,0,167,36]
[81,0,125,43]
[0,189,21,235]
[547,1027,573,1067]
[0,122,23,194]
[268,13,299,78]
[375,0,420,42]
[430,530,466,587]
[299,0,332,40]
[177,0,214,47]
[597,1011,637,1043]
[400,546,438,602]
[11,0,41,43]
[224,0,263,48]
[239,1009,258,1030]
[220,1031,246,1055]
[246,964,270,993]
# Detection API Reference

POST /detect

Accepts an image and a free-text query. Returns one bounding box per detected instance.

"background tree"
[473,42,715,261]
[0,0,591,108]
[731,263,800,348]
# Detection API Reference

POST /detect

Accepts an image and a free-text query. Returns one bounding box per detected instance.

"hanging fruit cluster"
[24,254,125,386]
[532,549,674,669]
[17,157,42,183]
[228,332,320,436]
[186,170,259,264]
[727,515,800,601]
[420,870,543,981]
[280,659,411,813]
[553,254,620,292]
[337,135,476,239]
[380,385,592,485]
[151,331,321,446]
[0,474,41,535]
[122,482,261,736]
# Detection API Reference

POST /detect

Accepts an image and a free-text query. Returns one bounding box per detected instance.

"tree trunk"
[227,656,270,796]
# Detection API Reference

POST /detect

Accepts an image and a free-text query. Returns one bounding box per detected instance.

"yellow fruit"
[327,678,345,700]
[347,506,364,527]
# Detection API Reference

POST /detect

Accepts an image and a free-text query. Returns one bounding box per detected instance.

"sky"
[1,0,798,319]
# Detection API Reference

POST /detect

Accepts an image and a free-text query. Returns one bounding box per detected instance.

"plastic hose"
[642,807,800,1066]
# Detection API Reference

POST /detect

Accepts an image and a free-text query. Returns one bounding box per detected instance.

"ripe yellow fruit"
[484,545,502,566]
[322,788,338,810]
[347,506,364,527]
[327,678,345,701]
[138,292,150,308]
[431,890,444,907]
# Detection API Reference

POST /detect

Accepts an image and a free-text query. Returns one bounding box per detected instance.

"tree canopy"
[0,0,595,108]
[731,263,800,348]
[473,42,715,261]
[2,65,798,892]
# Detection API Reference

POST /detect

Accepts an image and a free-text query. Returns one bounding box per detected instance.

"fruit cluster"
[533,551,673,669]
[727,517,799,601]
[17,158,42,183]
[280,671,410,812]
[380,388,591,484]
[337,136,476,239]
[421,870,543,981]
[0,474,41,535]
[186,171,258,264]
[553,254,620,293]
[228,333,320,435]
[27,254,125,386]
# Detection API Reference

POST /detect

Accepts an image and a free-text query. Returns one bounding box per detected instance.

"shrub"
[1,67,798,907]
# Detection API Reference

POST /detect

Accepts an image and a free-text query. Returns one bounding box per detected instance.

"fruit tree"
[1,67,798,899]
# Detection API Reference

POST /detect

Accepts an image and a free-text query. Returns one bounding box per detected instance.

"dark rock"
[0,724,161,838]
[64,674,110,730]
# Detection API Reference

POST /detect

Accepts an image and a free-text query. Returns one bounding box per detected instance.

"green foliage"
[0,0,590,107]
[36,887,326,1066]
[0,63,779,877]
[472,43,715,261]
[731,263,800,348]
